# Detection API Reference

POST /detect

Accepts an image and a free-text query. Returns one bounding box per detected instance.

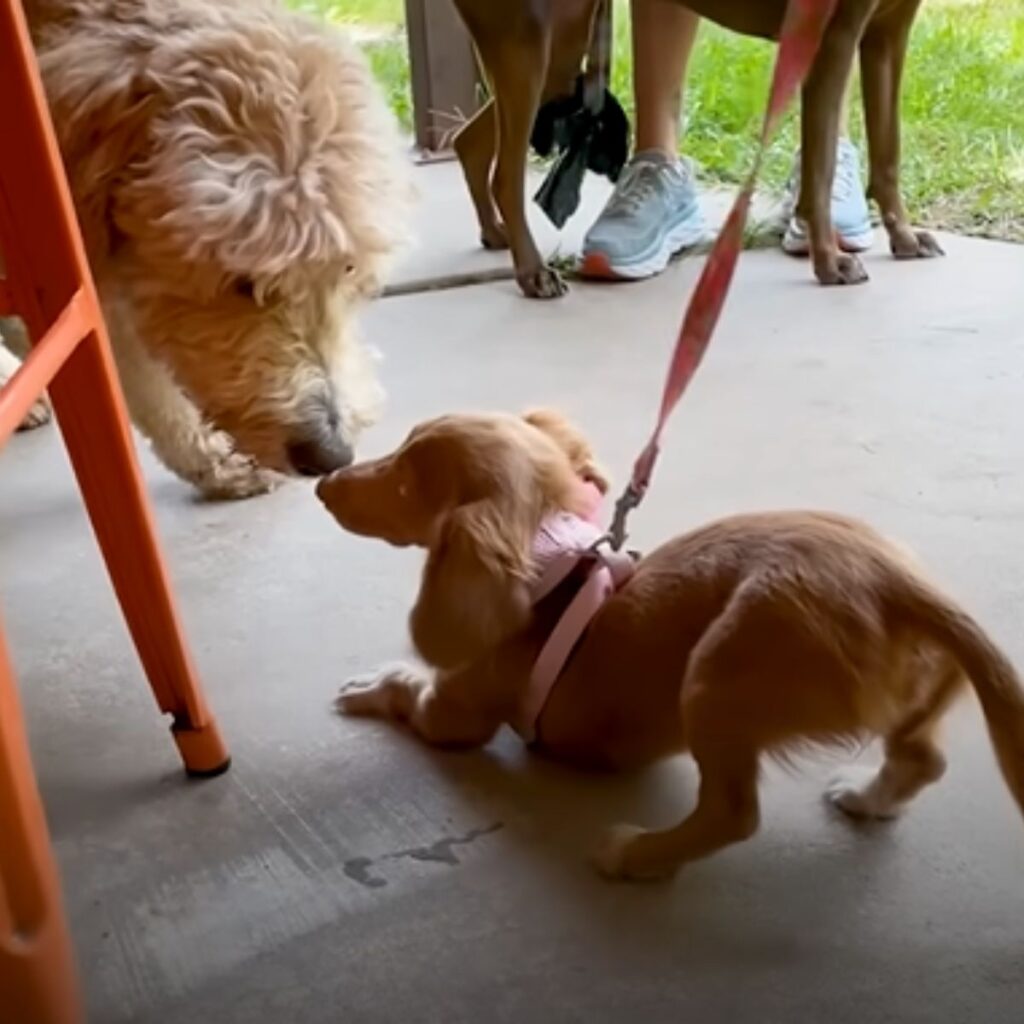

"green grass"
[292,0,1023,241]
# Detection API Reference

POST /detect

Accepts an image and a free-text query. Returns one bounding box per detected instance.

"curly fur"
[21,0,412,496]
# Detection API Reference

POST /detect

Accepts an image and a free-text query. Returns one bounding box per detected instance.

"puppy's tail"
[895,576,1024,819]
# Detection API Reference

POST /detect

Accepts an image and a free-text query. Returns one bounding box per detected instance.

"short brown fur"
[318,411,1024,881]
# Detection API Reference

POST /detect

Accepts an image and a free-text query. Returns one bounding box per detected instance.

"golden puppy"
[317,411,1024,881]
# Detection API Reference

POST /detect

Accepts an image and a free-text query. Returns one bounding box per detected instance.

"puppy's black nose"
[287,435,354,477]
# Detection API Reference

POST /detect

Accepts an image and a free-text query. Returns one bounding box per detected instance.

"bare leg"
[631,0,700,155]
[859,0,943,261]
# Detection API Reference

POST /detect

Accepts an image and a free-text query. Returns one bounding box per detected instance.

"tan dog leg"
[595,592,770,881]
[798,1,878,286]
[860,0,943,263]
[828,666,961,819]
[453,99,509,251]
[476,37,567,299]
[337,665,502,749]
[110,324,276,499]
[595,742,760,882]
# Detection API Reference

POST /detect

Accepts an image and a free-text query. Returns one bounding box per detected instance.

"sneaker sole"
[580,215,707,281]
[781,223,875,256]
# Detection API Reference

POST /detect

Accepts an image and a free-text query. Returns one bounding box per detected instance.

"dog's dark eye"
[233,277,255,299]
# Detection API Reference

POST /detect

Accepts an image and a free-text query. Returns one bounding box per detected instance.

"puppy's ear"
[410,497,534,670]
[522,409,610,494]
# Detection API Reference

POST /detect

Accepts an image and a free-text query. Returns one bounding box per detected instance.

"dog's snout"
[288,433,354,477]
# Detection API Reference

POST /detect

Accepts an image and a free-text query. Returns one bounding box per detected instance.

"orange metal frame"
[0,2,231,1019]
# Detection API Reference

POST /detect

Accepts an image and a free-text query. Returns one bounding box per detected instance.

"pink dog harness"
[512,485,636,744]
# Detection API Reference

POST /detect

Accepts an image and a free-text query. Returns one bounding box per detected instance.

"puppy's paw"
[335,665,427,718]
[826,766,901,821]
[592,824,677,883]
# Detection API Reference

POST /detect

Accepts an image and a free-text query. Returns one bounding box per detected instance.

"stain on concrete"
[343,822,503,889]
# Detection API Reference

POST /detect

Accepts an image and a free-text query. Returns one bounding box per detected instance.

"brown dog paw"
[815,252,869,286]
[517,265,568,299]
[891,228,945,261]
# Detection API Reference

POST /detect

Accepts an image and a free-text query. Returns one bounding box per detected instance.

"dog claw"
[518,265,567,299]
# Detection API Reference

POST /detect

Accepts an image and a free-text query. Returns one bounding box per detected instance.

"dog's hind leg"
[594,592,772,881]
[453,99,508,251]
[828,660,963,819]
[476,32,567,299]
[594,713,760,881]
[860,0,943,262]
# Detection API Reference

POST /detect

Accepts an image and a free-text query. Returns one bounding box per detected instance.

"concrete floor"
[2,173,1024,1022]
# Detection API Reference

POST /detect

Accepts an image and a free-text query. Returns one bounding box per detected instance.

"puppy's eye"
[233,277,256,299]
[344,262,356,277]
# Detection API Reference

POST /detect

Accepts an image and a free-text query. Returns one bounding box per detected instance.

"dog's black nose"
[287,434,354,477]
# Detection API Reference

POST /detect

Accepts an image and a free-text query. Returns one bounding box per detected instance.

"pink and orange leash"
[604,0,839,551]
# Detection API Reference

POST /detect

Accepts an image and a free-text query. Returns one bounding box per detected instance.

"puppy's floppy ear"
[522,409,610,494]
[410,496,534,671]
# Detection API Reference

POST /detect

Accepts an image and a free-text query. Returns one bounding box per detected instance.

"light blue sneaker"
[781,138,874,254]
[581,151,707,280]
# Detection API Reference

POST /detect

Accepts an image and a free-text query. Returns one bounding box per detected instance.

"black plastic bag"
[531,75,630,229]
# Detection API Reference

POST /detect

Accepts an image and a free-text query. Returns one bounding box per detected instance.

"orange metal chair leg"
[0,623,83,1024]
[0,0,230,778]
[48,326,231,775]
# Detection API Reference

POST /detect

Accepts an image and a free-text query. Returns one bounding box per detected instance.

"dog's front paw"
[815,252,869,286]
[826,766,901,821]
[193,439,280,501]
[890,228,944,261]
[335,665,427,718]
[518,265,568,299]
[592,824,677,883]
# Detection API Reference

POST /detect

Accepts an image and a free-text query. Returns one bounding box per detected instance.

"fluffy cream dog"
[13,0,411,496]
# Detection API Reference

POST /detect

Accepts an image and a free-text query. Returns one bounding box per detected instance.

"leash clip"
[604,482,643,552]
